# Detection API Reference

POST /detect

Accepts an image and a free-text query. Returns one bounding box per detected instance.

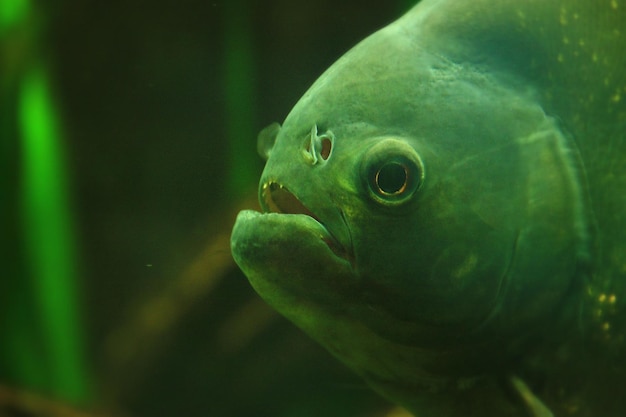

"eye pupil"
[376,162,408,195]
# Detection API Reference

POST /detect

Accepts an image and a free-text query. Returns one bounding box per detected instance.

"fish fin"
[509,375,554,417]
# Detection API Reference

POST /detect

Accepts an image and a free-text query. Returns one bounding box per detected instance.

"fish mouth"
[260,181,354,265]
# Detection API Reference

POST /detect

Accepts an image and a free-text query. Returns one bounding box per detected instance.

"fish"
[230,0,626,415]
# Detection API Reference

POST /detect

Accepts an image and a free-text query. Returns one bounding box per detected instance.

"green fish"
[231,0,626,415]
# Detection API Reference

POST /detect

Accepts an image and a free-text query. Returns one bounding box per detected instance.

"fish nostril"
[305,136,332,158]
[320,137,332,160]
[303,125,334,164]
[261,182,318,220]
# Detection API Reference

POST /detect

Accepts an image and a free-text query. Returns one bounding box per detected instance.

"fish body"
[231,0,626,415]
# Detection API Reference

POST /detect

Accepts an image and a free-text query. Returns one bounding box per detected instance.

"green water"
[1,1,414,416]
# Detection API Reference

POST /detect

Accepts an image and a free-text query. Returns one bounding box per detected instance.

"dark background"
[7,1,417,416]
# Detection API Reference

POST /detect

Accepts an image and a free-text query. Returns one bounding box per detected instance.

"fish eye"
[375,162,409,195]
[362,138,424,206]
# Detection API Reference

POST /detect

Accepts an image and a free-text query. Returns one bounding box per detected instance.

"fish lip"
[260,180,355,266]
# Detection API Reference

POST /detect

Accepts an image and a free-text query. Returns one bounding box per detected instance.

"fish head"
[231,20,586,392]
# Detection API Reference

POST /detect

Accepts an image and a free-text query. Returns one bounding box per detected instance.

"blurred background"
[1,0,415,416]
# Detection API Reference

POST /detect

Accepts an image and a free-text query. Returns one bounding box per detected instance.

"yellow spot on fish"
[602,322,611,331]
[592,52,599,62]
[611,0,618,10]
[599,293,607,303]
[578,39,586,47]
[452,254,478,279]
[609,294,617,304]
[560,6,568,25]
[612,93,622,103]
[557,53,564,62]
